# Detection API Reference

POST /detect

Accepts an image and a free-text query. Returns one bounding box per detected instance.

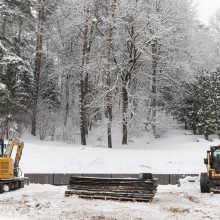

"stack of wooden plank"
[65,174,157,202]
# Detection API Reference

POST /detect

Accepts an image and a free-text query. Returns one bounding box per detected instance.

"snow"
[3,54,23,64]
[0,41,6,51]
[0,178,220,220]
[1,128,220,219]
[92,17,98,22]
[0,82,6,90]
[20,129,218,174]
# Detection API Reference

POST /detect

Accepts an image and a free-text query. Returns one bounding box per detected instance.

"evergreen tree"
[197,72,215,140]
[210,68,220,138]
[0,0,34,137]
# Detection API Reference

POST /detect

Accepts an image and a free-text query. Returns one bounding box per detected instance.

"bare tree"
[105,0,117,148]
[31,0,45,136]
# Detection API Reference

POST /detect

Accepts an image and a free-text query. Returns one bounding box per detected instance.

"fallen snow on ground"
[3,129,220,219]
[0,178,219,220]
[19,129,219,174]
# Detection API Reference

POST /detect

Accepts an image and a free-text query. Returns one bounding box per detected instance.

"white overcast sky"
[197,0,220,24]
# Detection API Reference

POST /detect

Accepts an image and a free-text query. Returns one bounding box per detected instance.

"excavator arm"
[5,138,24,176]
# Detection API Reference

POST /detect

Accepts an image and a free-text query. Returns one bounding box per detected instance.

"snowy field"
[1,128,218,220]
[1,177,220,220]
[20,129,219,174]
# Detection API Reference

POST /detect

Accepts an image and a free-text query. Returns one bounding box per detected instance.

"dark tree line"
[174,68,220,140]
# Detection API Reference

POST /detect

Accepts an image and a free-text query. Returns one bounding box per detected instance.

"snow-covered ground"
[2,128,220,219]
[20,129,218,174]
[1,177,220,220]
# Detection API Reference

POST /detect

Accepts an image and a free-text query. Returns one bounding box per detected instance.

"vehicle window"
[213,149,220,168]
[213,149,220,161]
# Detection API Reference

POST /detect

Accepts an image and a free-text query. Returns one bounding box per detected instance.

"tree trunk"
[2,18,7,38]
[151,42,157,138]
[31,0,45,136]
[64,74,69,126]
[15,17,23,56]
[5,98,9,139]
[5,113,9,140]
[192,126,197,135]
[80,77,86,145]
[84,73,89,136]
[79,12,89,146]
[122,83,128,145]
[204,133,209,141]
[105,0,116,148]
[120,24,140,145]
[184,118,188,130]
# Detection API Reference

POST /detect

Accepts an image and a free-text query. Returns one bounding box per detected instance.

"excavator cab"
[0,138,6,157]
[200,145,220,193]
[210,147,220,172]
[0,138,4,156]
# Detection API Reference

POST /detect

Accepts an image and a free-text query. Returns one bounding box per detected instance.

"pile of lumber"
[65,174,157,202]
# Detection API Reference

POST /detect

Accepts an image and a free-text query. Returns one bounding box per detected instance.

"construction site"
[0,129,219,220]
[1,0,220,219]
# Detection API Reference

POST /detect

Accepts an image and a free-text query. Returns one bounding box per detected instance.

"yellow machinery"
[0,138,28,192]
[200,145,220,193]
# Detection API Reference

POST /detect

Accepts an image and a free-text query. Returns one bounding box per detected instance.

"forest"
[1,0,220,147]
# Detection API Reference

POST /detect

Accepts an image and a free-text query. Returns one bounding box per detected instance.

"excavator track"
[65,174,158,202]
[0,177,29,193]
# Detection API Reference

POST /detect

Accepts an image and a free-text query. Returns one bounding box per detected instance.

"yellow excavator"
[200,145,220,193]
[0,138,28,192]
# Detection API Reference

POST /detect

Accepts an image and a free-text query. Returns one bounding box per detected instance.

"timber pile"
[65,174,157,202]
